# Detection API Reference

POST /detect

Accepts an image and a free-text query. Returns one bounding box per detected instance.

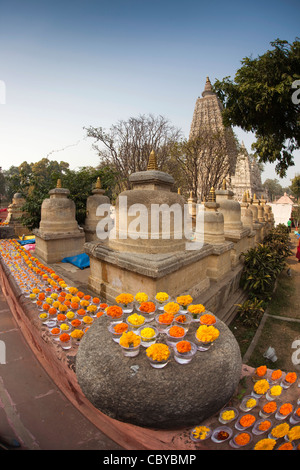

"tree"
[85,114,182,192]
[262,178,284,201]
[290,174,300,201]
[214,38,300,177]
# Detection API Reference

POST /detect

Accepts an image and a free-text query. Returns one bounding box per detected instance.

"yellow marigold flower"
[176,295,193,306]
[163,302,180,314]
[87,304,97,313]
[254,438,276,450]
[188,304,206,314]
[196,325,220,343]
[60,323,70,331]
[119,331,141,348]
[246,398,257,409]
[50,293,58,299]
[287,426,300,442]
[192,426,210,440]
[155,292,169,302]
[270,422,290,439]
[29,293,36,299]
[253,379,269,395]
[70,329,84,340]
[135,292,148,303]
[221,410,235,421]
[140,327,155,339]
[32,288,40,294]
[39,313,48,319]
[269,385,282,396]
[115,293,134,305]
[45,297,53,305]
[83,315,93,324]
[66,311,75,319]
[146,343,170,361]
[127,313,145,326]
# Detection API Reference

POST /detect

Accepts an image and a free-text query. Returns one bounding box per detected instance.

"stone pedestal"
[252,194,266,241]
[76,313,242,430]
[84,177,111,242]
[247,193,263,243]
[240,192,256,248]
[215,185,250,267]
[34,181,85,263]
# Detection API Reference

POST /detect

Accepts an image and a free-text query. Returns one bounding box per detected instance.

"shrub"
[235,298,265,328]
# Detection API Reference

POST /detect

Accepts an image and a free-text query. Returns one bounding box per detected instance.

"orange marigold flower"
[258,420,271,431]
[38,293,45,300]
[71,319,81,327]
[256,365,267,377]
[175,314,187,323]
[100,303,108,309]
[176,340,191,353]
[279,403,293,416]
[263,401,277,414]
[271,369,282,380]
[77,291,84,298]
[106,305,123,318]
[51,327,60,335]
[296,407,300,417]
[200,313,216,325]
[59,333,70,342]
[84,295,91,300]
[93,297,100,304]
[139,301,156,313]
[169,325,185,337]
[63,300,71,307]
[234,433,250,446]
[113,322,128,334]
[57,313,66,321]
[158,312,174,324]
[239,414,256,428]
[97,311,104,318]
[42,303,50,311]
[277,442,294,450]
[48,307,57,315]
[285,372,297,384]
[71,302,79,309]
[77,309,86,317]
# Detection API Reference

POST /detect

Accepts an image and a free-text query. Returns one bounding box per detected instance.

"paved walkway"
[0,287,123,450]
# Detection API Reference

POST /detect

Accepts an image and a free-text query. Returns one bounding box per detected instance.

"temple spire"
[202,76,215,97]
[147,150,158,171]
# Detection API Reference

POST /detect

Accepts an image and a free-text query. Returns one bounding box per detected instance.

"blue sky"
[0,0,299,187]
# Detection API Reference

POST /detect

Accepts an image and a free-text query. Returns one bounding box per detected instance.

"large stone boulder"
[76,315,242,430]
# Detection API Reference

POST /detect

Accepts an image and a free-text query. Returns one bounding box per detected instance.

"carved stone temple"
[189,77,265,202]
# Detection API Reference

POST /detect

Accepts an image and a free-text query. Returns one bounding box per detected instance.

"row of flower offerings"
[1,239,300,449]
[191,365,300,450]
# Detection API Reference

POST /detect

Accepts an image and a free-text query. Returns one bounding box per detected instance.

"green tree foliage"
[262,178,284,201]
[290,174,300,200]
[3,159,117,229]
[214,38,300,177]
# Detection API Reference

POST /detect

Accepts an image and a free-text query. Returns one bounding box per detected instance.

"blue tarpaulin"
[61,253,90,269]
[18,239,36,245]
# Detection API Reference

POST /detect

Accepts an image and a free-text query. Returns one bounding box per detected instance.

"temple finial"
[147,150,158,171]
[242,192,248,203]
[208,186,216,202]
[56,179,62,188]
[95,176,101,189]
[202,76,214,97]
[178,187,181,195]
[222,179,227,190]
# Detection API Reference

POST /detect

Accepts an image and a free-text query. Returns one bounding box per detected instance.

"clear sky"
[0,0,299,187]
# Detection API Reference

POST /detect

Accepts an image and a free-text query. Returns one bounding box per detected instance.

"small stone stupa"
[34,179,85,263]
[84,177,111,242]
[5,193,31,237]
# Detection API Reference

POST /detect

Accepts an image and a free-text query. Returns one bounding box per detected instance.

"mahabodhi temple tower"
[189,76,264,202]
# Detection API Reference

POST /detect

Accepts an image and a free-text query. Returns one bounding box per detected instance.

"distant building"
[189,77,264,201]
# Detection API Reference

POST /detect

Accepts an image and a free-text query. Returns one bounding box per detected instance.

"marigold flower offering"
[169,325,185,337]
[253,379,269,395]
[200,313,216,325]
[119,331,141,348]
[279,403,293,416]
[239,414,256,428]
[188,304,205,315]
[256,365,267,377]
[245,398,257,409]
[155,292,169,303]
[285,372,297,384]
[254,438,276,450]
[135,292,148,303]
[127,313,145,326]
[287,425,300,442]
[158,312,174,324]
[269,385,282,397]
[176,340,192,353]
[59,333,70,343]
[221,410,235,421]
[271,369,282,381]
[163,302,180,314]
[192,426,210,440]
[258,420,271,432]
[234,432,250,446]
[70,329,84,339]
[139,301,156,313]
[262,401,277,414]
[176,295,193,306]
[51,327,60,335]
[106,305,123,319]
[146,343,170,361]
[115,293,134,305]
[140,327,155,339]
[196,325,219,343]
[270,423,290,438]
[113,323,128,334]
